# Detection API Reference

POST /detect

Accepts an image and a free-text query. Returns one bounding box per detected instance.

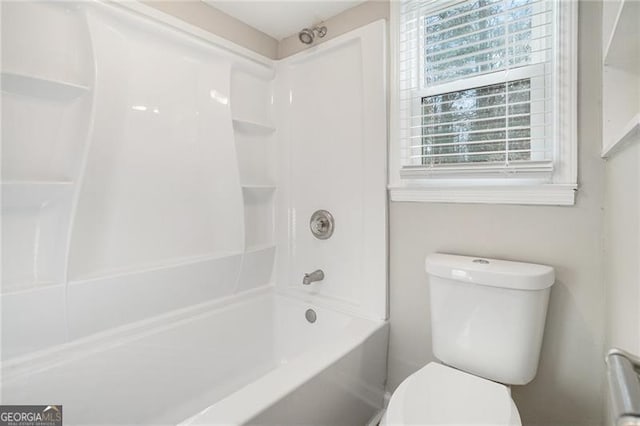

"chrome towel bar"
[607,348,640,426]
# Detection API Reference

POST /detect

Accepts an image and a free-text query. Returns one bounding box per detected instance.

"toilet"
[384,253,555,425]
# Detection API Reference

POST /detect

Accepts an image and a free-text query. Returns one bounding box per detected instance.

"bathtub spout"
[303,269,324,285]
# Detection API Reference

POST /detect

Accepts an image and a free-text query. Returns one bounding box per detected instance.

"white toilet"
[384,253,555,426]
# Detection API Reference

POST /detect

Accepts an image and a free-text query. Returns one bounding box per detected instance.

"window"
[390,0,577,205]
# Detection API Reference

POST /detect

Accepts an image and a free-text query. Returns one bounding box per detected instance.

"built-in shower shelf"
[232,118,276,135]
[602,113,640,157]
[603,0,640,73]
[2,181,74,208]
[1,72,90,100]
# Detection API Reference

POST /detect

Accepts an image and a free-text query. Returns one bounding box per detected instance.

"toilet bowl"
[382,253,554,425]
[383,362,521,425]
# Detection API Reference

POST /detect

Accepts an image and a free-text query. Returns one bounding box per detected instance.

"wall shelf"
[232,118,276,136]
[602,113,640,158]
[603,0,640,73]
[230,68,277,293]
[602,0,639,158]
[1,71,90,100]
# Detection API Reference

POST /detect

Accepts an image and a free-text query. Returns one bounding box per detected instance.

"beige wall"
[140,1,387,60]
[276,0,389,59]
[142,0,278,59]
[388,2,605,425]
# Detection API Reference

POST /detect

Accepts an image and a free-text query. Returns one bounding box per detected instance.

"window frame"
[389,0,578,205]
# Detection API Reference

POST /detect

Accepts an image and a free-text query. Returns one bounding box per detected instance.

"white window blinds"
[399,0,557,177]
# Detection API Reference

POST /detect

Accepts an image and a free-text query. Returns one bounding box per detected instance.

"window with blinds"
[399,0,556,178]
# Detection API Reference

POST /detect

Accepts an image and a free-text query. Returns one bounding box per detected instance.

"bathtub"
[1,287,389,425]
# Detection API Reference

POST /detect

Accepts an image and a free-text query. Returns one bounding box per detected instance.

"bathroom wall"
[143,0,387,61]
[276,0,389,59]
[143,1,278,59]
[387,2,606,426]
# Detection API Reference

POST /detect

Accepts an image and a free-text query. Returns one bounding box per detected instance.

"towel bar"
[607,348,640,426]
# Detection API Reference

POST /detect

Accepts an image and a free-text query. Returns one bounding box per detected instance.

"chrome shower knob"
[310,210,334,240]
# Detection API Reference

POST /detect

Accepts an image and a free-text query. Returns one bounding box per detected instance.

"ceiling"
[204,1,366,41]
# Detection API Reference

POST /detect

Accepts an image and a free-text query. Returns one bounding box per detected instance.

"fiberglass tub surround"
[0,2,388,425]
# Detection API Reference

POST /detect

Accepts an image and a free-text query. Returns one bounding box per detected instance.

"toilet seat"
[383,362,521,425]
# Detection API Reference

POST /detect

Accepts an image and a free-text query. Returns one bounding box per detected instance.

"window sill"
[388,184,577,206]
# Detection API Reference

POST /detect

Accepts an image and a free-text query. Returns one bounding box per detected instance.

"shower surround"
[0,1,387,424]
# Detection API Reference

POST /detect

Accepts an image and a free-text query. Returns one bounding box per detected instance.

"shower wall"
[274,21,388,320]
[1,2,387,366]
[1,1,277,359]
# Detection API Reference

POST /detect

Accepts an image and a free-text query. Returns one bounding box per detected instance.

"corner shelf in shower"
[601,0,640,158]
[1,72,90,100]
[602,113,640,157]
[1,181,74,208]
[232,118,276,136]
[603,0,640,73]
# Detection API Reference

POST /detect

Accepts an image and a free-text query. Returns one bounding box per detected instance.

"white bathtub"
[1,287,389,425]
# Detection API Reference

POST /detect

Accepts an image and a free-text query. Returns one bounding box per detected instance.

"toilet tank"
[426,253,554,385]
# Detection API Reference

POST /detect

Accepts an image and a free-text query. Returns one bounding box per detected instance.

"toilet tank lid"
[425,253,555,290]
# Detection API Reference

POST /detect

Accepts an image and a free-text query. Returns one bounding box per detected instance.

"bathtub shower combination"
[0,2,388,425]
